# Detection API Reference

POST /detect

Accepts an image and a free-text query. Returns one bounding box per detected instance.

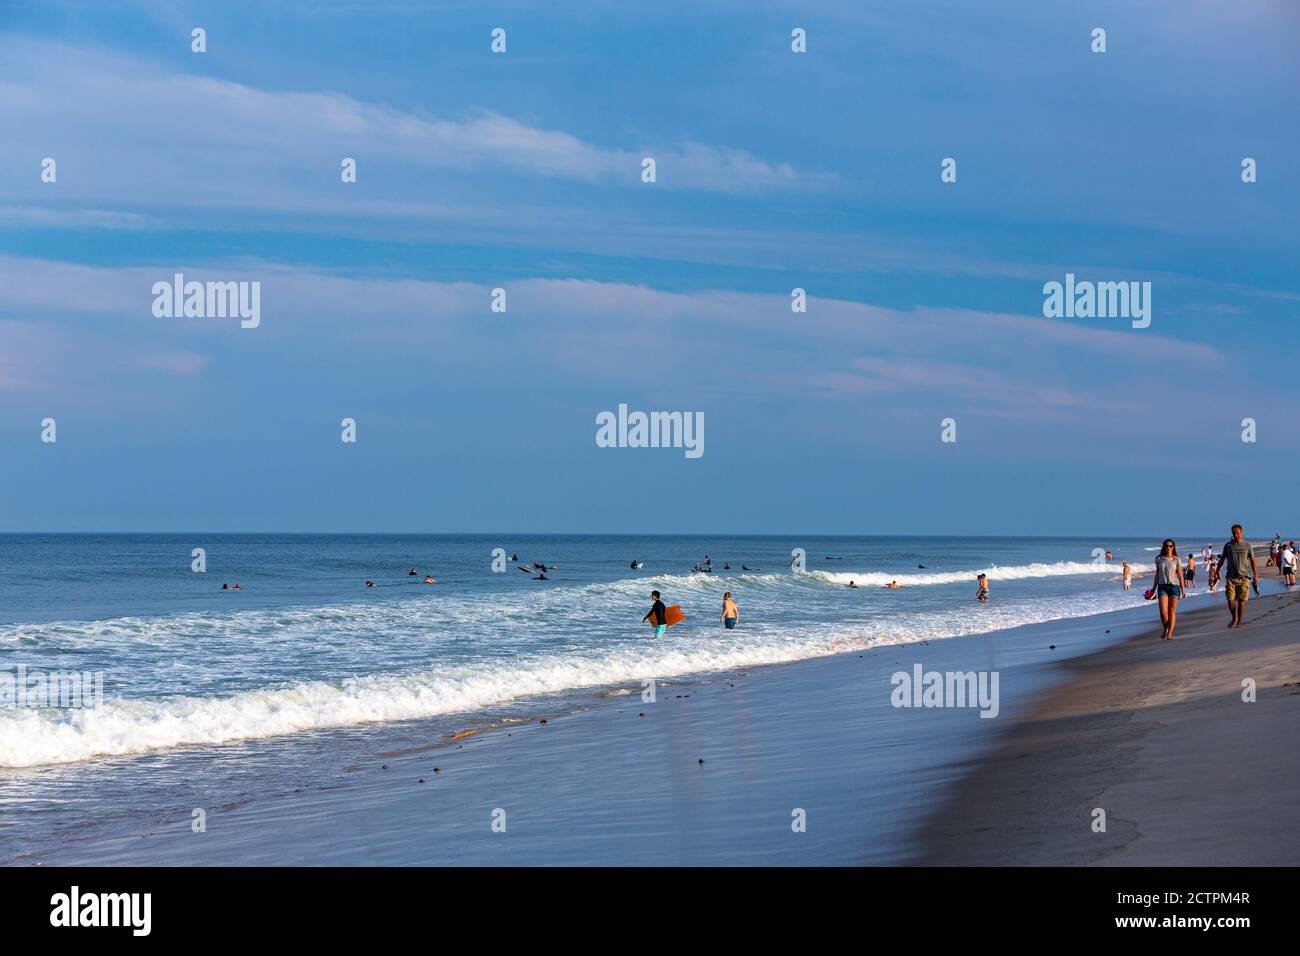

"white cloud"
[0,254,1228,429]
[0,38,803,212]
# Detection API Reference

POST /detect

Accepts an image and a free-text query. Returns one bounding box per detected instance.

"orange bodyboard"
[654,604,685,627]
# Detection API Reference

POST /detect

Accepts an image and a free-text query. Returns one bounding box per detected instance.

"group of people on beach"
[1266,535,1298,586]
[638,527,1288,643]
[1150,524,1266,640]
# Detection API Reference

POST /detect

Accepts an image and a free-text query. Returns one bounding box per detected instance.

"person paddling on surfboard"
[643,590,668,639]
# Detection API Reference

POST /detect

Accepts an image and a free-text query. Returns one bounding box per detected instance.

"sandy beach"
[920,587,1300,865]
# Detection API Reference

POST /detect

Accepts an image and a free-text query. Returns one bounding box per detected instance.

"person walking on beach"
[643,590,668,639]
[1122,561,1132,590]
[1151,539,1186,639]
[1282,542,1298,588]
[1208,553,1220,592]
[1215,525,1259,629]
[975,573,989,603]
[1184,552,1197,594]
[721,592,739,629]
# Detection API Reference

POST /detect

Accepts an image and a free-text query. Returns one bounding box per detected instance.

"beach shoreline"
[5,551,1296,867]
[918,585,1300,865]
[6,596,1153,866]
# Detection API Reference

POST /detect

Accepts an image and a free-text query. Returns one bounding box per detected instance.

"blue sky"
[1,0,1297,535]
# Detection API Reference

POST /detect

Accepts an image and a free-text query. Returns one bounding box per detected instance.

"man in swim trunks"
[643,590,667,639]
[721,592,738,629]
[976,574,989,602]
[1122,561,1132,590]
[1215,524,1258,629]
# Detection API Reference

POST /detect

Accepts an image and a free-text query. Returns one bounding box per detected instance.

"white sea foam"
[0,576,1153,767]
[812,560,1150,588]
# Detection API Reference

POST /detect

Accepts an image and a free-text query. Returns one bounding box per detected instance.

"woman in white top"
[1151,538,1187,640]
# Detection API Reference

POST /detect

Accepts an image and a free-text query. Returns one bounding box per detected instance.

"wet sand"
[919,587,1300,865]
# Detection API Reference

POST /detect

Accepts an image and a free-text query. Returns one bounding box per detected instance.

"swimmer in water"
[366,581,377,588]
[847,580,858,588]
[721,592,738,629]
[885,580,904,589]
[423,575,439,584]
[408,568,417,576]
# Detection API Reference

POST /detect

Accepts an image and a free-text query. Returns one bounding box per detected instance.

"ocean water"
[0,533,1163,769]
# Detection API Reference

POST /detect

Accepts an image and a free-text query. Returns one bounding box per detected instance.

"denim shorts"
[1157,583,1182,599]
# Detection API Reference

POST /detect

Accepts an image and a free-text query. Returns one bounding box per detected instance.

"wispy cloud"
[0,254,1229,438]
[0,37,804,212]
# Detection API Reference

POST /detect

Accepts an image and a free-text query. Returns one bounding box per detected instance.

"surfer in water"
[643,590,668,639]
[847,580,858,588]
[408,568,418,576]
[423,575,439,584]
[885,580,904,589]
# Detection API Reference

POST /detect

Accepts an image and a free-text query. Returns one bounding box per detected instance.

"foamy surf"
[813,560,1151,589]
[0,583,1152,767]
